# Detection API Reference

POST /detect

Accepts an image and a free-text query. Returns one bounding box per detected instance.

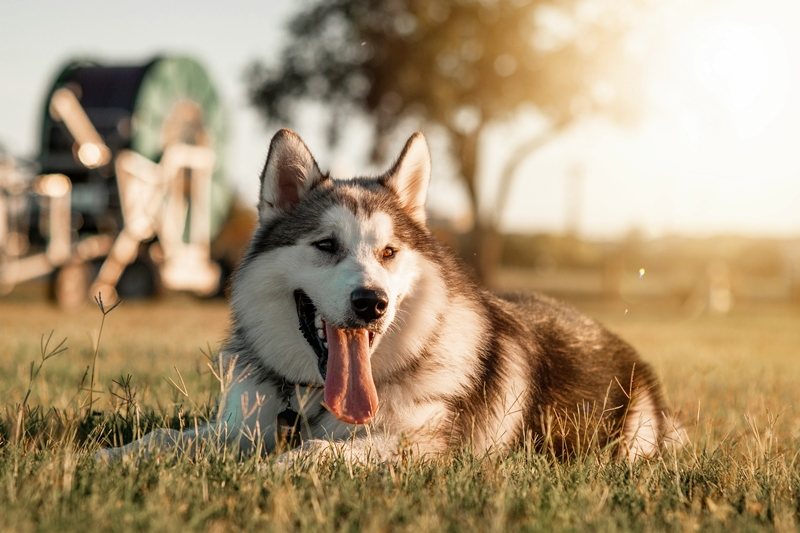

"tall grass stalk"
[85,293,120,412]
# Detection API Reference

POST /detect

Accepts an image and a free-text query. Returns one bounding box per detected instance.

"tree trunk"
[479,124,567,285]
[452,123,566,285]
[453,128,493,281]
[454,129,480,217]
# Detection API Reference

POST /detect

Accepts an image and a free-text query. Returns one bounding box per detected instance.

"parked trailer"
[0,56,234,308]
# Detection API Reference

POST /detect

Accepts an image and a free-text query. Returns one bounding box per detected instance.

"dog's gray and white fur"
[99,129,674,463]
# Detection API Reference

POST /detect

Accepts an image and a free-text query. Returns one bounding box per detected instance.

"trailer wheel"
[54,261,92,310]
[116,259,158,300]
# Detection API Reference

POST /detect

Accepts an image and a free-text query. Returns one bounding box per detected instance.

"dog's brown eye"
[314,238,338,254]
[383,247,395,259]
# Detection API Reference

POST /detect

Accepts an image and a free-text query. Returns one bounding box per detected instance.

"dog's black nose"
[350,288,388,322]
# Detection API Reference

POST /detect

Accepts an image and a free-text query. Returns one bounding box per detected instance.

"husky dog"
[99,129,674,463]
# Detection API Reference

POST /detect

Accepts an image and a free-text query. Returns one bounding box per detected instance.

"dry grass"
[0,291,230,411]
[593,302,800,448]
[0,289,799,532]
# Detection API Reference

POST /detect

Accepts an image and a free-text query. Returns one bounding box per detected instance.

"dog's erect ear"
[258,129,326,222]
[380,132,431,225]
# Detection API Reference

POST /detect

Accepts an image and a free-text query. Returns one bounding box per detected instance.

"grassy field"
[1,288,799,532]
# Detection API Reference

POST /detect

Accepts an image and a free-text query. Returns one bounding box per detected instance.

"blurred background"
[2,0,800,314]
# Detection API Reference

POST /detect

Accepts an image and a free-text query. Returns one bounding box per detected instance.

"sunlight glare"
[665,8,791,140]
[645,0,795,152]
[692,21,770,110]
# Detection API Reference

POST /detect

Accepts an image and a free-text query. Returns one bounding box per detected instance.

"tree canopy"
[248,0,646,277]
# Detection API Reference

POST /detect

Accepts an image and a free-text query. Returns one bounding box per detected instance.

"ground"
[1,286,799,532]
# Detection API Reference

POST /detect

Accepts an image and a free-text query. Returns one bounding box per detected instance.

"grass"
[1,290,799,532]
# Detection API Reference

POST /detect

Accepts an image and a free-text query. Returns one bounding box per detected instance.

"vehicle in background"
[0,56,251,308]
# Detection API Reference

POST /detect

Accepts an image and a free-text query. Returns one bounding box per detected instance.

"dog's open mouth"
[295,290,329,377]
[294,290,379,424]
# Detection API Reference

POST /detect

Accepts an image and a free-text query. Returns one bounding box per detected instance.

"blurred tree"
[248,0,645,281]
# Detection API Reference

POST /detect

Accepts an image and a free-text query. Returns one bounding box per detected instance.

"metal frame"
[0,86,221,306]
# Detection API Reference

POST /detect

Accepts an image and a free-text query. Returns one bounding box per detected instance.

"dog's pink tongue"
[324,325,379,424]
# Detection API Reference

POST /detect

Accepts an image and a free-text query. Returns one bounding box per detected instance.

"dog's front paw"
[274,439,333,469]
[95,428,186,464]
[95,446,124,464]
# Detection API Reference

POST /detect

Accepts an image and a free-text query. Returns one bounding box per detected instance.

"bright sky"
[2,0,799,238]
[489,0,800,238]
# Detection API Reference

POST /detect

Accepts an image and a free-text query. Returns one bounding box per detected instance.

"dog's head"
[231,129,432,425]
